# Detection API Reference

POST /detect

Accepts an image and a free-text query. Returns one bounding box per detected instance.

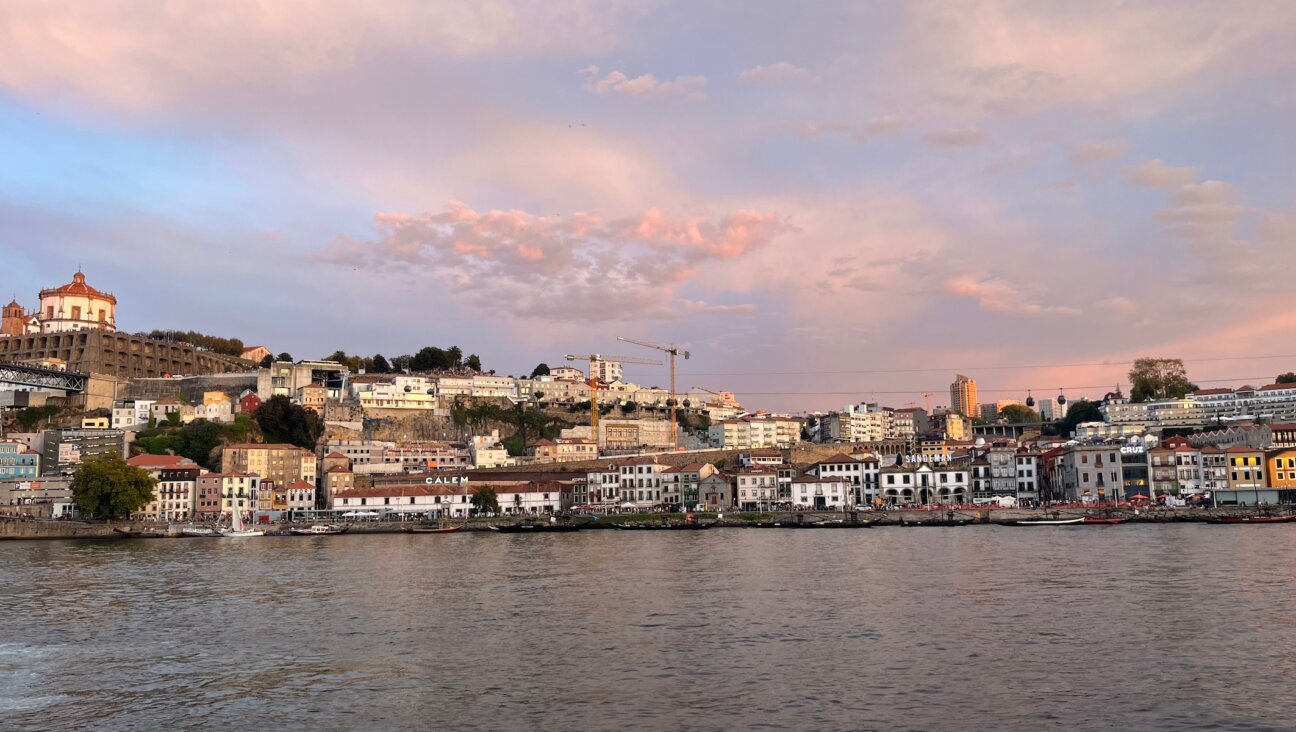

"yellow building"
[222,444,317,491]
[1266,449,1296,488]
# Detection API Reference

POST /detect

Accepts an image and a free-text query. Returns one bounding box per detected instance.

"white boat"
[179,526,217,537]
[1000,517,1086,526]
[219,505,264,537]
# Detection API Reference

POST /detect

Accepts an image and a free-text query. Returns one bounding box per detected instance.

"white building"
[735,468,778,510]
[111,399,155,429]
[590,358,622,383]
[879,462,970,505]
[618,458,669,507]
[790,476,852,510]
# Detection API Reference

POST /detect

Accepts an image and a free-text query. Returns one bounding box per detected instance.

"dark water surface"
[3,525,1296,731]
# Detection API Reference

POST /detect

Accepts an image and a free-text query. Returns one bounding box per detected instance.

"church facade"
[3,271,118,336]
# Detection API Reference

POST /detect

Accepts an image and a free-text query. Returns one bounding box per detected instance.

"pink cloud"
[1124,159,1197,189]
[319,202,789,321]
[739,61,808,83]
[580,67,707,101]
[943,275,1081,316]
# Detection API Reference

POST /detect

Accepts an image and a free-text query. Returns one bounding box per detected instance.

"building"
[735,468,778,510]
[0,441,40,479]
[879,462,970,505]
[708,415,799,449]
[599,418,673,451]
[1148,441,1202,496]
[790,475,852,510]
[40,429,126,476]
[590,358,622,383]
[469,432,510,469]
[661,463,716,507]
[1215,445,1273,506]
[195,475,224,519]
[526,437,598,464]
[804,454,875,504]
[1059,444,1125,502]
[111,398,156,429]
[273,480,317,513]
[219,473,262,516]
[618,458,669,507]
[127,454,200,521]
[950,374,979,419]
[0,476,76,518]
[221,444,317,490]
[1014,449,1041,502]
[241,346,272,363]
[258,360,349,402]
[698,473,732,508]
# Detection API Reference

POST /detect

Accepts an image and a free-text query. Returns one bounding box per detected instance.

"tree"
[259,355,274,368]
[1054,399,1104,437]
[1278,372,1296,384]
[465,354,482,371]
[411,346,449,371]
[470,487,501,516]
[371,354,392,373]
[254,395,323,449]
[1129,358,1198,402]
[276,352,293,363]
[71,453,156,519]
[325,350,349,365]
[447,346,464,368]
[15,405,59,430]
[530,363,551,378]
[999,404,1040,423]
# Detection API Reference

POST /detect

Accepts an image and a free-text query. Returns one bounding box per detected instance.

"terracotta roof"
[286,480,316,490]
[39,271,117,303]
[1259,383,1296,391]
[1191,388,1233,396]
[327,466,352,474]
[792,475,844,483]
[127,454,199,469]
[664,462,708,473]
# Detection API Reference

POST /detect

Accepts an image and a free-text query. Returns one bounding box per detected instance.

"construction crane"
[564,353,662,434]
[617,336,691,448]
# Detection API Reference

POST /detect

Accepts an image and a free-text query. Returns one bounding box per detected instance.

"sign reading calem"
[424,476,469,486]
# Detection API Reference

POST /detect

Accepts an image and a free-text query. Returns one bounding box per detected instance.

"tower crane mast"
[616,336,691,449]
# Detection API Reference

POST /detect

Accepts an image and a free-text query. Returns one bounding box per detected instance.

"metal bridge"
[0,362,89,393]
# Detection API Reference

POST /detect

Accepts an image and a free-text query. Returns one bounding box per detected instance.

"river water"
[3,525,1296,731]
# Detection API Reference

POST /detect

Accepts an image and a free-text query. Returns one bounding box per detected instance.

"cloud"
[942,275,1081,316]
[778,116,906,144]
[739,61,808,83]
[1095,296,1137,316]
[318,202,788,321]
[921,129,988,147]
[0,1,647,112]
[580,67,707,100]
[1124,159,1198,189]
[1071,139,1129,163]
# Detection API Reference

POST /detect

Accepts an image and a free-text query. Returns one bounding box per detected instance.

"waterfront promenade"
[2,505,1284,540]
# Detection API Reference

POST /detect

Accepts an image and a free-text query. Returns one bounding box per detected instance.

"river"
[3,525,1295,731]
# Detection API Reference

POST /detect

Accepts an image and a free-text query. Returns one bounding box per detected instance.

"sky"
[3,0,1296,412]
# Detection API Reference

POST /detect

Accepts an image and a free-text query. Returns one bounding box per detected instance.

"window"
[1082,454,1088,464]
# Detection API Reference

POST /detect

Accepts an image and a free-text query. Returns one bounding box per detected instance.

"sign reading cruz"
[424,476,470,486]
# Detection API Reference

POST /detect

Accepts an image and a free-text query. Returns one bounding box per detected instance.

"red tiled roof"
[127,454,199,469]
[39,271,116,303]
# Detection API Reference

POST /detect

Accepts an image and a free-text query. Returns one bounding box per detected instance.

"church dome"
[40,271,117,304]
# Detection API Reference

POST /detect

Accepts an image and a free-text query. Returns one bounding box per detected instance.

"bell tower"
[1,298,28,337]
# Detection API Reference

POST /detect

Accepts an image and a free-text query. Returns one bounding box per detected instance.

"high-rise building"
[590,358,622,383]
[950,374,979,419]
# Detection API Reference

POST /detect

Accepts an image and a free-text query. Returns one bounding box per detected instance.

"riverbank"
[3,506,1288,540]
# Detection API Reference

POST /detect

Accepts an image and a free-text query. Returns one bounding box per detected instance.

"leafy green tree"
[465,354,482,371]
[15,405,59,430]
[1129,358,1198,402]
[276,352,293,363]
[530,363,551,378]
[411,346,449,371]
[470,487,501,516]
[999,404,1040,423]
[1277,372,1296,384]
[71,453,156,519]
[259,355,274,368]
[1054,399,1104,437]
[325,350,349,365]
[371,354,392,373]
[146,330,244,356]
[254,395,323,449]
[447,346,464,368]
